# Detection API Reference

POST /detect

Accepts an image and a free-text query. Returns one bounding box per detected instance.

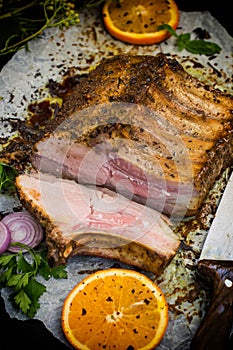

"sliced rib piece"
[32,54,233,218]
[32,102,196,218]
[16,172,180,275]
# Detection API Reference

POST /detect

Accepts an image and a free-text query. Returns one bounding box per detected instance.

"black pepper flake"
[144,298,150,305]
[81,308,87,315]
[8,93,14,103]
[106,296,113,302]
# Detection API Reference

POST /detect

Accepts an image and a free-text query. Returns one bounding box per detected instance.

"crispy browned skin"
[32,53,233,217]
[60,54,233,125]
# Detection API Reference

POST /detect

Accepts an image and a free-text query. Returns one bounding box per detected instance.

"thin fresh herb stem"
[85,0,105,7]
[0,1,81,57]
[1,4,57,54]
[1,22,46,54]
[0,1,38,20]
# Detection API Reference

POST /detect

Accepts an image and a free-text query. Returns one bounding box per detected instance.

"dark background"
[180,0,232,37]
[0,2,232,350]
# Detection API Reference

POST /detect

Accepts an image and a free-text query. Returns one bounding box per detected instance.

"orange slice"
[61,268,169,349]
[102,0,179,45]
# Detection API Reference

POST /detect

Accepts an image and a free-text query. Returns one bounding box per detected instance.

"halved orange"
[102,0,179,45]
[61,268,169,349]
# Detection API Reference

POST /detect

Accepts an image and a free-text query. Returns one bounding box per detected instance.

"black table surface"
[0,2,232,349]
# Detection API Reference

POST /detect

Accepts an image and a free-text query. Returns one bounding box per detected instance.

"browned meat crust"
[32,53,233,217]
[60,54,233,126]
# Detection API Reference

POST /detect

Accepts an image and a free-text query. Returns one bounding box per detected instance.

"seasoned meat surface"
[32,53,233,217]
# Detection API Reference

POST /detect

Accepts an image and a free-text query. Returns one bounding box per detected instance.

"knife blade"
[190,171,233,350]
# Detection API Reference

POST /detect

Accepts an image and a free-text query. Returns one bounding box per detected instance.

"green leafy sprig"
[159,24,222,56]
[0,0,80,57]
[0,162,18,192]
[0,243,67,318]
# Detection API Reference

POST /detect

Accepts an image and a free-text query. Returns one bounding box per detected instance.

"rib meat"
[16,172,180,275]
[32,53,233,217]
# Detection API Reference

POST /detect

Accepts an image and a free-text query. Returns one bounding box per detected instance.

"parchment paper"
[0,6,233,349]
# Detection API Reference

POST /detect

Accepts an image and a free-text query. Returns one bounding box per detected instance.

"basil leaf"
[157,24,222,56]
[176,33,191,51]
[158,24,178,37]
[185,40,222,55]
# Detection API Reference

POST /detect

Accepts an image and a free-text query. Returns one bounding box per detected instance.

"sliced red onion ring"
[1,211,44,253]
[0,222,11,254]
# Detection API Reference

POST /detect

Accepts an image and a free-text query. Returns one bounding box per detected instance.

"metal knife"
[190,171,233,350]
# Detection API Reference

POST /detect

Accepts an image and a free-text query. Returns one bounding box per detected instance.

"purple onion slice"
[1,211,44,252]
[0,221,11,254]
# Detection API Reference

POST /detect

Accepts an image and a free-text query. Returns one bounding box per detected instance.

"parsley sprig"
[0,243,67,318]
[159,24,222,56]
[0,162,18,192]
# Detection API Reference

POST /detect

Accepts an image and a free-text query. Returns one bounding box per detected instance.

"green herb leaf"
[158,24,222,56]
[38,248,67,280]
[8,273,25,288]
[0,253,16,267]
[24,278,47,318]
[185,40,222,55]
[50,264,68,279]
[158,23,178,37]
[13,288,32,314]
[0,244,67,318]
[0,162,18,192]
[17,254,34,273]
[0,266,13,284]
[38,256,67,280]
[176,33,190,51]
